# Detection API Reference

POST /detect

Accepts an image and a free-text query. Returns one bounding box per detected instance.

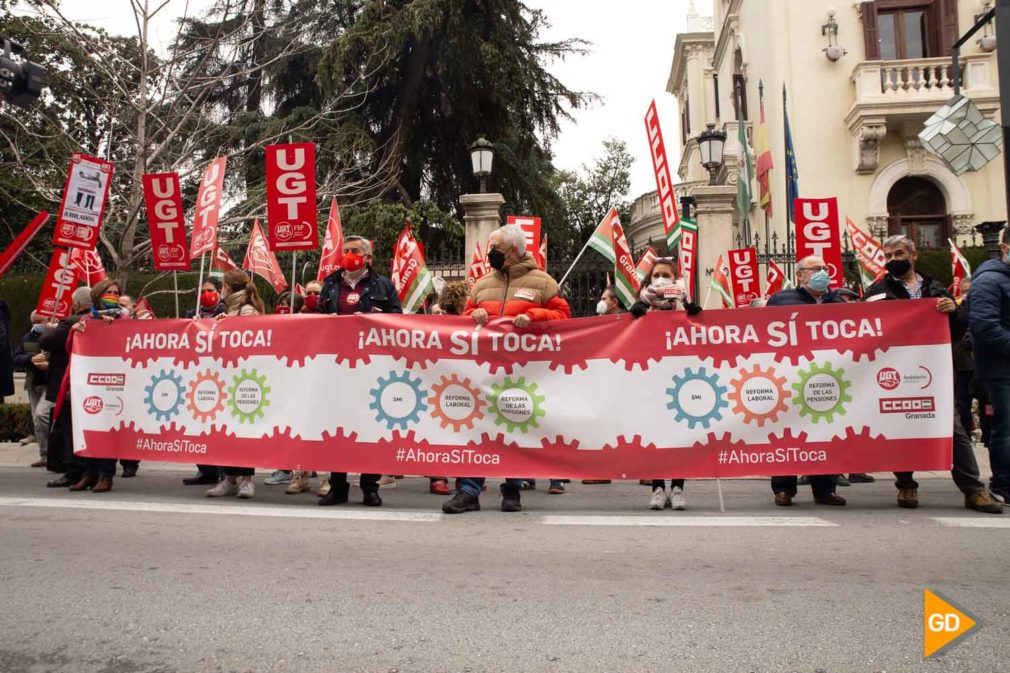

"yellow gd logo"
[924,589,978,657]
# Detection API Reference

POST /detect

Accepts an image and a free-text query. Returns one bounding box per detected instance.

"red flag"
[143,172,189,271]
[506,216,542,264]
[610,218,641,309]
[243,219,288,293]
[190,157,227,259]
[634,246,658,284]
[295,283,306,295]
[538,234,548,271]
[845,218,886,287]
[764,259,790,298]
[950,238,972,299]
[466,241,486,292]
[317,197,345,281]
[53,153,114,250]
[755,90,774,217]
[0,211,50,278]
[35,248,78,319]
[795,197,844,288]
[727,247,760,308]
[390,221,435,313]
[711,254,734,308]
[68,246,107,286]
[679,222,698,302]
[265,143,318,251]
[211,246,238,273]
[133,296,156,320]
[644,99,681,250]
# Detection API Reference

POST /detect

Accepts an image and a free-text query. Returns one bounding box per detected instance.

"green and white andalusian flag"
[587,208,620,264]
[391,221,436,314]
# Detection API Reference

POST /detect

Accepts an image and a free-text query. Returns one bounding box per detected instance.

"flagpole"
[173,272,179,319]
[290,251,297,312]
[194,252,207,316]
[557,235,594,289]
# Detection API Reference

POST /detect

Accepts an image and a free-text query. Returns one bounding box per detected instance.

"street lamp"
[976,220,1006,258]
[469,137,495,193]
[697,123,727,185]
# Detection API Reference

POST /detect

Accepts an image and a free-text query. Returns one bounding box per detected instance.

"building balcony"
[844,53,999,173]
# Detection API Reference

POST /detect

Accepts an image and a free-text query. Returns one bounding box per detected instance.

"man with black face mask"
[866,235,1001,513]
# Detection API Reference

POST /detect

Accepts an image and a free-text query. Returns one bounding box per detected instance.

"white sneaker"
[206,479,238,497]
[236,477,255,499]
[649,487,668,510]
[669,486,687,510]
[285,471,311,494]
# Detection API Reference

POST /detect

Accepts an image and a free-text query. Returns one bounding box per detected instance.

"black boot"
[318,481,350,506]
[442,490,480,514]
[362,490,382,507]
[501,484,522,512]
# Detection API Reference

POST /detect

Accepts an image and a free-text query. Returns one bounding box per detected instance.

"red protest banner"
[644,99,681,250]
[465,241,486,292]
[53,154,114,250]
[35,248,78,319]
[72,301,954,480]
[211,246,238,273]
[679,220,698,301]
[950,239,972,298]
[265,143,318,251]
[727,247,761,308]
[764,259,790,298]
[243,219,288,292]
[845,218,886,286]
[317,197,344,281]
[506,216,542,261]
[0,211,50,278]
[538,234,548,271]
[142,173,190,271]
[611,218,641,309]
[795,197,844,287]
[68,246,107,286]
[189,157,227,259]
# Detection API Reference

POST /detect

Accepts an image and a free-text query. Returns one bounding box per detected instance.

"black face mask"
[885,259,912,277]
[487,247,506,271]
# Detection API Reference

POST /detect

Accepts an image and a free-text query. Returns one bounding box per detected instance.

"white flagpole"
[557,235,595,289]
[194,252,207,316]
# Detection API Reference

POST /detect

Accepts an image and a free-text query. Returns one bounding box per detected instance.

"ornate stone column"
[691,184,738,308]
[460,192,504,261]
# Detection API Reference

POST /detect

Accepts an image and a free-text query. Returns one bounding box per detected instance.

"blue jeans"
[983,376,1010,493]
[459,477,523,498]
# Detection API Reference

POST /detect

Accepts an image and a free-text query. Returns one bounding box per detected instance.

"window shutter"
[861,2,881,60]
[938,0,960,56]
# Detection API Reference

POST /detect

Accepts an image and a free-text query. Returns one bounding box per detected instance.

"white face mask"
[595,300,609,315]
[651,276,674,289]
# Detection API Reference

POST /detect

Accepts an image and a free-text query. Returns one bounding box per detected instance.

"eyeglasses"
[799,265,828,272]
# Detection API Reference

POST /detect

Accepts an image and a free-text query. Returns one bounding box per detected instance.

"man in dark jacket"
[968,225,1010,503]
[40,287,92,487]
[13,312,51,467]
[868,235,1000,513]
[766,255,847,507]
[317,235,402,507]
[0,301,14,402]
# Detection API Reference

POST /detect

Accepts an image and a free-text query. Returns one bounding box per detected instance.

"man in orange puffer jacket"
[442,224,571,515]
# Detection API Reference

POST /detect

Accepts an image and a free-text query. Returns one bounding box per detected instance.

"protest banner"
[644,99,681,251]
[72,301,953,479]
[142,173,190,271]
[189,157,227,259]
[36,248,78,318]
[795,197,844,287]
[53,154,114,250]
[265,143,318,251]
[317,198,344,281]
[727,247,760,308]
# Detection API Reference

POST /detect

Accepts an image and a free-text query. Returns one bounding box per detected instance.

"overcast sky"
[24,0,696,199]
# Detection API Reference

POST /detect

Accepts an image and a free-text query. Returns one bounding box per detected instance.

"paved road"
[1,466,1008,673]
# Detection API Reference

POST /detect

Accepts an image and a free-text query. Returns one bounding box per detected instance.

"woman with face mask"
[628,258,701,510]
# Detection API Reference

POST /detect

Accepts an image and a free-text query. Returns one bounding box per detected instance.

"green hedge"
[0,404,32,441]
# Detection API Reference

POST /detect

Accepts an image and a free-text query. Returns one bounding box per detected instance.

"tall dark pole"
[996,1,1010,231]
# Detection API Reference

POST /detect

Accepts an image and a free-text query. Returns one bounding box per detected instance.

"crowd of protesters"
[7,224,1010,517]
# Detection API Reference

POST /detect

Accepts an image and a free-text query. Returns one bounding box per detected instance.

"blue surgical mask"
[808,270,830,293]
[30,324,44,334]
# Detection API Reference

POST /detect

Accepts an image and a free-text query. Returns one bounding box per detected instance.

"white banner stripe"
[540,515,837,527]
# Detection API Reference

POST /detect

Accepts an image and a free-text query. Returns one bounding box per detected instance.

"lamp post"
[469,137,495,194]
[976,220,1006,258]
[697,123,727,186]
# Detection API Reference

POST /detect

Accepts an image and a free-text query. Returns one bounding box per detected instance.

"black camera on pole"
[0,36,45,108]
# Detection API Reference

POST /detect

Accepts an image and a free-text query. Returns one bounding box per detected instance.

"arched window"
[887,176,949,248]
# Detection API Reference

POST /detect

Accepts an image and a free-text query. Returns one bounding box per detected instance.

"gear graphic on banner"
[429,374,485,432]
[728,364,790,427]
[144,369,185,422]
[791,361,852,424]
[488,376,545,434]
[186,370,227,423]
[228,368,271,424]
[666,367,728,429]
[369,370,428,430]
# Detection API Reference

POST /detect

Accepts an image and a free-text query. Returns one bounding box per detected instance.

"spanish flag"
[755,81,774,217]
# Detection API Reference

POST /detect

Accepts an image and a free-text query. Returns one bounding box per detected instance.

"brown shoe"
[774,492,793,506]
[814,493,847,506]
[896,488,918,509]
[69,476,96,492]
[92,477,113,493]
[965,491,1003,514]
[30,458,47,468]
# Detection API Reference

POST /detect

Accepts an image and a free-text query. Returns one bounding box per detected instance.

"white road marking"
[539,515,838,527]
[0,497,443,523]
[931,517,1010,528]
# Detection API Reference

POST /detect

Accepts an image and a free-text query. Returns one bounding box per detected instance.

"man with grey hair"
[968,225,1010,505]
[866,234,1001,513]
[13,311,52,467]
[40,286,93,487]
[441,223,571,514]
[316,234,402,507]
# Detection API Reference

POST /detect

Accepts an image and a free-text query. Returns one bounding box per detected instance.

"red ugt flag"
[317,197,344,281]
[211,246,239,273]
[35,248,78,319]
[265,143,318,251]
[68,246,107,286]
[243,219,288,293]
[143,172,189,271]
[466,241,486,292]
[190,157,227,259]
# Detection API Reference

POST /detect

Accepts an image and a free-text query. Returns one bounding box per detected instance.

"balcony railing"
[850,53,997,109]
